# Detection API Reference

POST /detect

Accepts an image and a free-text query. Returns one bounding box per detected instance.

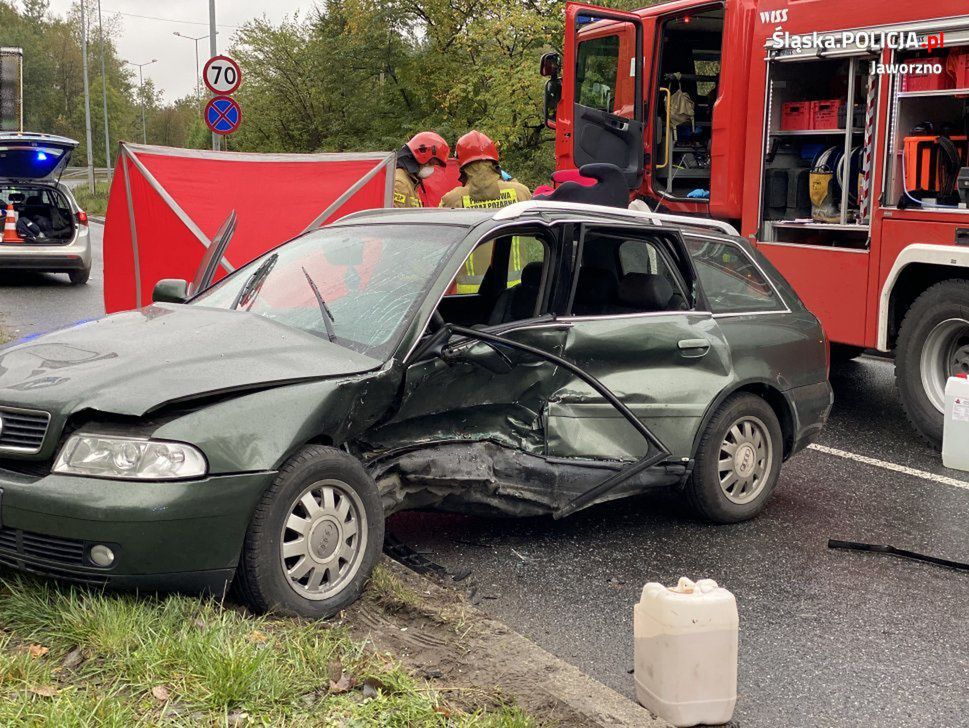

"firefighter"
[439,130,531,209]
[394,131,449,208]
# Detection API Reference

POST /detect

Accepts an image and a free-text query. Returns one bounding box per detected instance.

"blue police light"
[36,151,47,161]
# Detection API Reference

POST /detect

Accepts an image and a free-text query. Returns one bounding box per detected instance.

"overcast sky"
[47,0,316,101]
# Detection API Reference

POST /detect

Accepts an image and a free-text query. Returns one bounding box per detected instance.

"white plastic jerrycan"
[634,577,738,727]
[943,373,969,472]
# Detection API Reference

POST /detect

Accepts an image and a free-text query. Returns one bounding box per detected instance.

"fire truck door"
[564,2,645,188]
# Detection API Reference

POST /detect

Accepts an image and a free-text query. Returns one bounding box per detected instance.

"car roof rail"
[492,200,740,237]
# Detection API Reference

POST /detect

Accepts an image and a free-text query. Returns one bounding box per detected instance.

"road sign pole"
[209,0,219,152]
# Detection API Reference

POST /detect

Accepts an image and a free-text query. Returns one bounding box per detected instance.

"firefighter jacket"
[393,167,423,208]
[439,161,531,209]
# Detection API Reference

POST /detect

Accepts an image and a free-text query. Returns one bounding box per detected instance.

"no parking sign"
[205,96,242,136]
[202,55,242,136]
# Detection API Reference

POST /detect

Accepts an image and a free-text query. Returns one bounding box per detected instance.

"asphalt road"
[390,358,969,727]
[0,221,105,337]
[1,229,966,726]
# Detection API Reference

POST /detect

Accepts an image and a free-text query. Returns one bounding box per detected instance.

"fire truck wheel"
[686,393,783,524]
[896,279,969,448]
[234,445,384,618]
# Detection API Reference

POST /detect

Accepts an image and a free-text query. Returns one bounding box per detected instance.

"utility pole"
[127,59,157,144]
[173,32,213,102]
[97,0,111,172]
[79,0,96,193]
[209,0,219,151]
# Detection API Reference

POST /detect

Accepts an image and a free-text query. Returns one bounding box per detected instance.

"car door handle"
[678,338,711,357]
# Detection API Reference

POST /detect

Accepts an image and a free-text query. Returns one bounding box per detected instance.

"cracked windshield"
[190,224,460,355]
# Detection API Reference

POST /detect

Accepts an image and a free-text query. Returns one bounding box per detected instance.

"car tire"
[895,279,969,448]
[234,445,384,618]
[68,268,90,285]
[686,393,783,524]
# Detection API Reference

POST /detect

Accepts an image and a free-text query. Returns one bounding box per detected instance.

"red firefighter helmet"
[406,131,449,166]
[456,130,499,168]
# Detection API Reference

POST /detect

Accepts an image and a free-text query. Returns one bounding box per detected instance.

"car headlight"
[53,435,207,480]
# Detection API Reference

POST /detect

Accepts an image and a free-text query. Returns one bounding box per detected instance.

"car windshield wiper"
[230,253,278,311]
[301,266,336,342]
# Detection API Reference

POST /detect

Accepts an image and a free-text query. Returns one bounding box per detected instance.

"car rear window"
[684,236,783,314]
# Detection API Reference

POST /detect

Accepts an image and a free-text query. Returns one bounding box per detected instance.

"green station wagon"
[0,201,832,617]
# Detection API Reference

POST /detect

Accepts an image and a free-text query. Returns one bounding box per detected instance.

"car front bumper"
[0,227,91,272]
[788,379,834,457]
[0,468,274,592]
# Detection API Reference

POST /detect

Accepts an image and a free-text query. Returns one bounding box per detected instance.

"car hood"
[0,304,384,417]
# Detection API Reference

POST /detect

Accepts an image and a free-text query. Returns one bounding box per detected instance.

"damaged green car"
[0,201,831,617]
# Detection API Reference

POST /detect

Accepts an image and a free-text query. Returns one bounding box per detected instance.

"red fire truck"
[541,0,969,446]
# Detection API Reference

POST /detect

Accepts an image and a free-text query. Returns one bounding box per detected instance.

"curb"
[355,557,671,727]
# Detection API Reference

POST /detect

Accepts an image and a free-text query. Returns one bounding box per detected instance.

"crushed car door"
[366,228,571,458]
[364,225,675,518]
[549,223,734,461]
[564,2,645,188]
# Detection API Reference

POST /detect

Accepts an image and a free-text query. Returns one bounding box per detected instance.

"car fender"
[690,378,797,461]
[151,366,401,474]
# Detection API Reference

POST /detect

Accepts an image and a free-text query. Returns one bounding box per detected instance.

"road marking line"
[808,444,969,492]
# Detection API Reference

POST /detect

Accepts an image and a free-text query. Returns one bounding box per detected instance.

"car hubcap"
[718,416,773,505]
[920,318,969,414]
[280,479,367,600]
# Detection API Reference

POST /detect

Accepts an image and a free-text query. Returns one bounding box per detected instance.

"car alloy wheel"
[718,416,773,505]
[279,478,368,601]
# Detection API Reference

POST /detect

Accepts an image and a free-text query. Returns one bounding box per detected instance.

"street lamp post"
[79,0,96,192]
[173,31,213,102]
[126,59,157,145]
[97,0,111,172]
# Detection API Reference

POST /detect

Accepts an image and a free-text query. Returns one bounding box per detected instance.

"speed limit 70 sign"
[203,55,242,95]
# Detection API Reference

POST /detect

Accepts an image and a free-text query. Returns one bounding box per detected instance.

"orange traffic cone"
[2,204,23,243]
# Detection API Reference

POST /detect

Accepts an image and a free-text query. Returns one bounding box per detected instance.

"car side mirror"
[442,340,514,376]
[540,51,560,78]
[153,278,189,304]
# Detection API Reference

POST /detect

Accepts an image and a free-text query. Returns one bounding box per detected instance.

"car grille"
[0,407,51,453]
[0,528,108,585]
[0,527,85,565]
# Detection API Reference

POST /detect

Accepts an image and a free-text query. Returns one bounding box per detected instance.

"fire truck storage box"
[901,61,955,92]
[781,102,813,131]
[812,99,844,130]
[634,577,738,727]
[904,135,969,192]
[953,48,969,88]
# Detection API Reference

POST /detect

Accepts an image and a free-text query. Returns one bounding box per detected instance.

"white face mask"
[417,165,435,179]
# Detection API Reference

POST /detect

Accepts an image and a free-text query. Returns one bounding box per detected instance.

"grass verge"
[71,182,110,217]
[0,573,534,726]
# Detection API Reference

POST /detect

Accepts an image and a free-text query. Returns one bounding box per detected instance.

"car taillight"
[76,210,88,226]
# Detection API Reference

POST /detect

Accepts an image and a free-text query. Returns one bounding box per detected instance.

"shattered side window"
[190,223,463,358]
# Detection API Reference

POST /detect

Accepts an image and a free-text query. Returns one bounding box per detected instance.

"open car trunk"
[0,183,76,243]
